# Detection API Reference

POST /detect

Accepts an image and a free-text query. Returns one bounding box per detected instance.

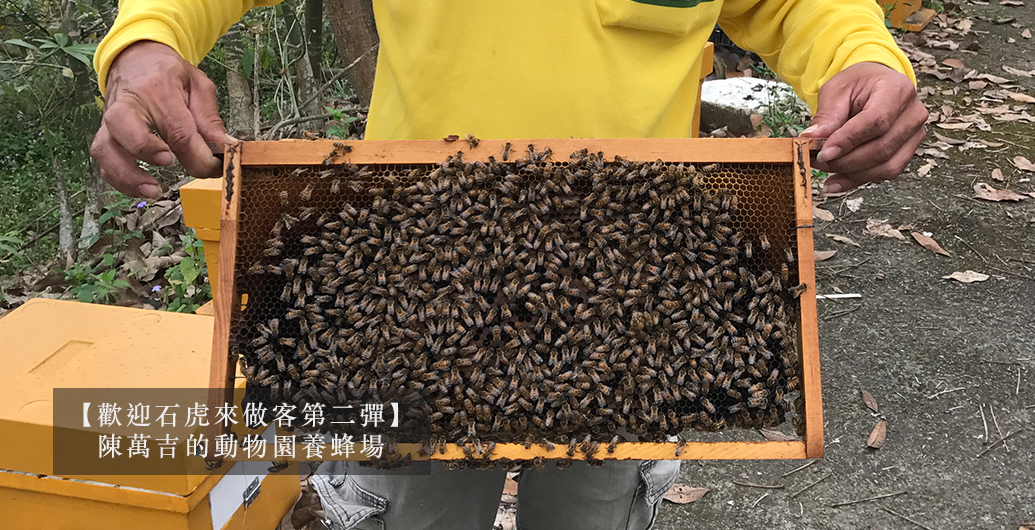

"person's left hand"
[799,62,928,194]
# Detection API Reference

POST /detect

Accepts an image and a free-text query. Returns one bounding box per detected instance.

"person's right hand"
[91,41,232,198]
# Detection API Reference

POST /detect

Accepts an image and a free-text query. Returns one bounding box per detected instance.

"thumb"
[800,83,852,140]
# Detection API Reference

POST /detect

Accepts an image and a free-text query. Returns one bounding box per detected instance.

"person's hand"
[91,41,233,198]
[799,62,928,194]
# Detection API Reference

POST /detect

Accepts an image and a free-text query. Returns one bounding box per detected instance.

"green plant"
[64,253,131,304]
[160,232,212,313]
[0,232,24,263]
[61,195,142,304]
[922,0,945,13]
[811,169,830,194]
[879,1,899,28]
[325,105,359,139]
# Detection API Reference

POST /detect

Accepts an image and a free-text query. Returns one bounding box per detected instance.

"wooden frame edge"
[206,143,244,464]
[240,138,797,166]
[792,139,824,458]
[224,440,807,462]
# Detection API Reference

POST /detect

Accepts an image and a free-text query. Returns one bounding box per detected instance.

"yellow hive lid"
[0,298,225,496]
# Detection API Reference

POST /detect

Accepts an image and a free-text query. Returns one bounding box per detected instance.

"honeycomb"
[230,146,805,451]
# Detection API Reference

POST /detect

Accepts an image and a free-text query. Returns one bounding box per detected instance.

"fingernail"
[154,151,174,166]
[138,183,163,199]
[800,125,819,136]
[817,146,841,164]
[224,133,240,144]
[825,181,843,194]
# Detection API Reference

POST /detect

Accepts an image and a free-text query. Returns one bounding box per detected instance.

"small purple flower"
[136,201,148,208]
[151,285,162,293]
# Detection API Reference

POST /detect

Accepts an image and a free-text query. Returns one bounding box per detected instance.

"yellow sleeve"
[718,0,916,111]
[94,0,282,95]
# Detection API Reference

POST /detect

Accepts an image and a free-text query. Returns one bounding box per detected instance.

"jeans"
[312,459,681,530]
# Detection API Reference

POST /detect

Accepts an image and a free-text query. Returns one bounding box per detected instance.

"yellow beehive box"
[181,179,224,293]
[0,299,299,530]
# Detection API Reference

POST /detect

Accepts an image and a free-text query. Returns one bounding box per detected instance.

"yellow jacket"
[95,0,914,140]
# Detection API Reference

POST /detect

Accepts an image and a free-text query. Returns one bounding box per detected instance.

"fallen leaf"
[1009,37,1017,43]
[942,270,990,283]
[978,73,1012,84]
[936,122,972,130]
[503,478,518,496]
[760,429,798,441]
[1013,156,1035,171]
[968,80,989,90]
[910,232,950,256]
[933,132,966,145]
[814,249,837,261]
[828,234,861,247]
[861,390,880,413]
[663,484,709,504]
[1000,0,1023,5]
[1005,91,1035,104]
[867,420,888,449]
[917,161,936,177]
[845,197,864,212]
[864,219,906,240]
[992,168,1006,181]
[979,139,1004,147]
[973,182,1028,201]
[942,58,966,69]
[1025,29,1033,39]
[813,206,835,222]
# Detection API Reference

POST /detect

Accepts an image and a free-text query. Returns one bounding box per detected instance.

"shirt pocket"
[596,0,714,37]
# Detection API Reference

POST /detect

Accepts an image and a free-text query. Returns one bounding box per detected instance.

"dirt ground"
[657,3,1035,529]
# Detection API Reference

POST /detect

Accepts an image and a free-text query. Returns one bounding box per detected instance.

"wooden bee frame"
[208,138,823,463]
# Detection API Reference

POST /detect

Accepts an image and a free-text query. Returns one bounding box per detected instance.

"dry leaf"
[503,478,518,496]
[968,80,989,90]
[1000,0,1024,5]
[845,197,864,212]
[1004,90,1035,103]
[760,428,798,442]
[979,73,1012,84]
[864,219,906,240]
[973,182,1028,201]
[933,132,965,145]
[936,122,972,130]
[910,232,950,256]
[1013,156,1035,171]
[663,484,709,504]
[861,390,880,413]
[1024,29,1033,39]
[979,139,1004,147]
[942,270,990,283]
[813,206,835,222]
[992,168,1006,181]
[828,234,861,247]
[917,161,936,177]
[867,420,888,449]
[942,58,966,69]
[815,249,837,261]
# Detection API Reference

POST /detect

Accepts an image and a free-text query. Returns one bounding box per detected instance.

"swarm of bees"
[233,146,805,459]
